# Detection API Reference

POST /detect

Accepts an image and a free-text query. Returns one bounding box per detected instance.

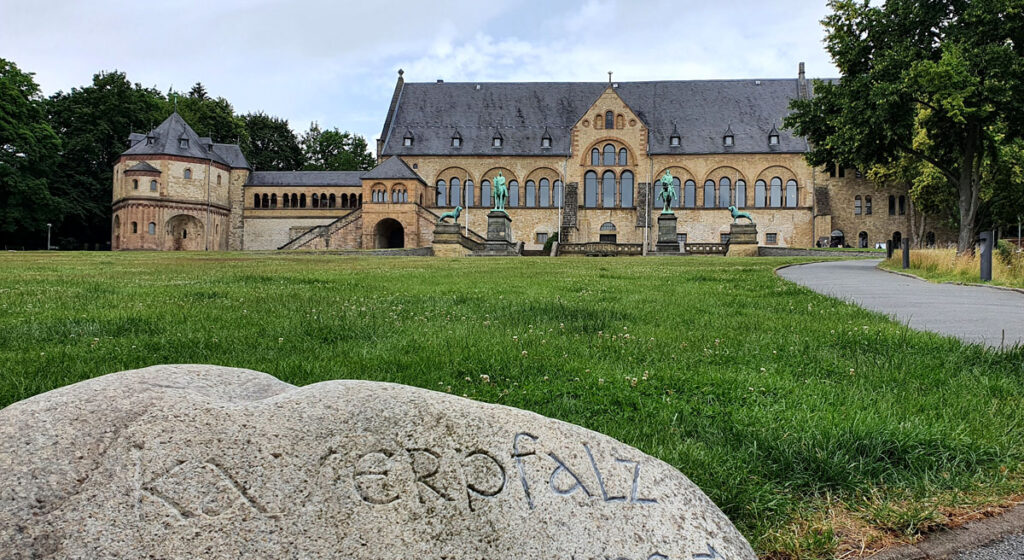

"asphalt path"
[777,259,1024,349]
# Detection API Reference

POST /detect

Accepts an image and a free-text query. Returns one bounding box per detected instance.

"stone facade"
[113,76,958,253]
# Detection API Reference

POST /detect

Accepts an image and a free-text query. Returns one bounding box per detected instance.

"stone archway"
[166,214,205,251]
[374,218,404,249]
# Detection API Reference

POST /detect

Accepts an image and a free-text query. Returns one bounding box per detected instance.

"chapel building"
[111,65,949,253]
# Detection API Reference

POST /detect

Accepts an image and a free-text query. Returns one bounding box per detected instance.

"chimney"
[798,62,809,99]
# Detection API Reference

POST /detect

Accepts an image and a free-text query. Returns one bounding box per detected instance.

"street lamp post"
[46,223,52,250]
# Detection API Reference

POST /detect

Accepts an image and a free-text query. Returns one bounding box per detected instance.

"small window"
[618,148,627,165]
[145,136,155,145]
[599,233,617,244]
[600,221,616,231]
[888,195,896,215]
[149,180,157,192]
[898,195,906,215]
[178,138,188,149]
[492,137,502,147]
[403,133,413,147]
[865,196,873,215]
[536,232,549,245]
[132,179,138,190]
[838,167,846,178]
[723,135,734,147]
[452,137,461,147]
[854,195,863,215]
[541,137,551,148]
[131,222,138,233]
[217,174,221,185]
[147,222,156,235]
[766,233,778,245]
[670,135,680,147]
[184,168,192,179]
[605,111,614,130]
[769,134,779,145]
[591,148,600,165]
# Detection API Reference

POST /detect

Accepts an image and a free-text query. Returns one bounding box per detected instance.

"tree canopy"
[47,71,166,248]
[299,122,375,172]
[241,112,303,171]
[785,0,1024,253]
[0,59,62,249]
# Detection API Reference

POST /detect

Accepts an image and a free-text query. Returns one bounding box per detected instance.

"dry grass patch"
[883,245,1024,289]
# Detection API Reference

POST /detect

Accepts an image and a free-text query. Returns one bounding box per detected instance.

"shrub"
[542,232,559,254]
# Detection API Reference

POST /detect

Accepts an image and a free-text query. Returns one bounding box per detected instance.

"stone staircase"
[278,209,362,250]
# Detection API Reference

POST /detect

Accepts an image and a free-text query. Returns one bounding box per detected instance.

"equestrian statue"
[438,206,463,224]
[492,172,509,213]
[728,206,753,224]
[657,170,675,214]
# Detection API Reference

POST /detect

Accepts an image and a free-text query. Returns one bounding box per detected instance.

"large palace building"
[111,65,950,253]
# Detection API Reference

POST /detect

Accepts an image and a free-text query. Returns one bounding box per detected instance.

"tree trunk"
[956,125,983,255]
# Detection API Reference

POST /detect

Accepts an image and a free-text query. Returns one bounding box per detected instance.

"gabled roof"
[379,78,814,157]
[122,112,250,169]
[245,171,364,187]
[362,156,422,181]
[125,161,160,173]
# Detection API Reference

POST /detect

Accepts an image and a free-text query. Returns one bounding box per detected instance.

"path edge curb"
[869,502,1024,560]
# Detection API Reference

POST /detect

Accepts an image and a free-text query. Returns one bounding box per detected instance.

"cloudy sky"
[1,0,838,149]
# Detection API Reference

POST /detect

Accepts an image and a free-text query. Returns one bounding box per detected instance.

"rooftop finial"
[608,71,613,85]
[398,68,404,77]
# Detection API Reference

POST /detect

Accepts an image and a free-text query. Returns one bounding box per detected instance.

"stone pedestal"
[655,213,679,253]
[476,210,519,256]
[726,222,758,257]
[432,222,471,257]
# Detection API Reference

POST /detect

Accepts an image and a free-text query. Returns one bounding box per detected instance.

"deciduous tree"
[785,0,1024,253]
[0,58,61,249]
[241,112,303,171]
[300,122,375,171]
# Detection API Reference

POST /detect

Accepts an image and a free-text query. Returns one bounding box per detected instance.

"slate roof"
[245,171,364,187]
[125,161,160,173]
[361,156,423,181]
[122,112,250,169]
[379,79,815,157]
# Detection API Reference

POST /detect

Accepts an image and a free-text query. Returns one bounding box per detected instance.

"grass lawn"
[1,252,1022,558]
[880,248,1024,290]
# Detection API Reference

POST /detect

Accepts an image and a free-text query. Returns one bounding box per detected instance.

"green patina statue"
[492,172,509,213]
[438,206,463,224]
[728,205,753,224]
[657,171,675,214]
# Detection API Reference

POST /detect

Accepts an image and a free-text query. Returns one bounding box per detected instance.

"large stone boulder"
[0,365,756,560]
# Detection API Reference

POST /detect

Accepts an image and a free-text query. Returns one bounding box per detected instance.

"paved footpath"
[778,259,1024,349]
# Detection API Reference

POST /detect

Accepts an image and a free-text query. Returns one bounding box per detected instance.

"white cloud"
[0,0,838,148]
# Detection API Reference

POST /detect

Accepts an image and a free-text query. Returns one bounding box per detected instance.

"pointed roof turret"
[121,112,249,168]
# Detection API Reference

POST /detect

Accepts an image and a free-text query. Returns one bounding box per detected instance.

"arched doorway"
[166,214,205,251]
[375,218,404,249]
[858,231,868,248]
[892,231,902,247]
[830,229,845,248]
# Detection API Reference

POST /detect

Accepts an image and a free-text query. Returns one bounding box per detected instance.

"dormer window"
[145,136,155,145]
[670,135,680,147]
[451,136,461,147]
[723,135,734,147]
[541,137,551,148]
[178,138,189,149]
[492,136,502,148]
[769,134,779,145]
[403,131,414,147]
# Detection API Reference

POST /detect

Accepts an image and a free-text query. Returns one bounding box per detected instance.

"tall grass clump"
[885,244,1024,289]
